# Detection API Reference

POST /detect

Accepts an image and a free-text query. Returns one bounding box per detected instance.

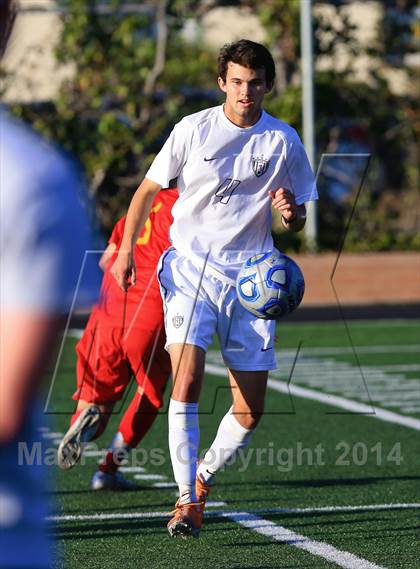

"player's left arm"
[269,188,306,232]
[270,130,317,232]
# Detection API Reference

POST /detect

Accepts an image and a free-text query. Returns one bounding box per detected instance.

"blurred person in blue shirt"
[0,1,100,566]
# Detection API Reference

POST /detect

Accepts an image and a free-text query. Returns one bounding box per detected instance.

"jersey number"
[136,201,163,246]
[214,178,241,205]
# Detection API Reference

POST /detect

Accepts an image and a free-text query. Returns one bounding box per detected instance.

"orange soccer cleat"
[167,500,202,538]
[195,472,211,514]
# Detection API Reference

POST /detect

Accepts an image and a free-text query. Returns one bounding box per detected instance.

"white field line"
[47,501,230,522]
[82,450,107,457]
[224,512,385,569]
[268,379,420,431]
[41,432,63,439]
[119,466,145,473]
[84,443,102,450]
[205,364,420,430]
[47,501,419,523]
[45,503,415,567]
[259,360,420,410]
[339,389,420,399]
[133,474,166,481]
[350,391,420,402]
[67,328,84,339]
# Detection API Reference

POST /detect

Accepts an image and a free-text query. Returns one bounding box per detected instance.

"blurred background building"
[3,1,418,102]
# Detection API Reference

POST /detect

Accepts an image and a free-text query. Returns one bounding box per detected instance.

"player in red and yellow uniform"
[58,188,178,490]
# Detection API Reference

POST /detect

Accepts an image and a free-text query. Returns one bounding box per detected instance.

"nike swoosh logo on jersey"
[261,347,273,352]
[204,156,222,161]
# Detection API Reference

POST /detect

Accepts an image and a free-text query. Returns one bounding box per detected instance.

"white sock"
[197,407,253,484]
[168,398,199,503]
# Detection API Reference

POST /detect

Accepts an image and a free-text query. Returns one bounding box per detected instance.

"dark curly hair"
[218,39,276,86]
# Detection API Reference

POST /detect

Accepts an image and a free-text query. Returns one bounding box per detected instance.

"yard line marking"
[47,511,170,522]
[358,364,420,372]
[205,363,420,430]
[223,511,385,569]
[268,379,420,430]
[41,432,63,439]
[67,328,84,339]
[47,502,419,523]
[119,466,146,473]
[354,390,420,402]
[133,474,167,481]
[152,482,178,488]
[82,450,106,457]
[47,501,229,523]
[83,443,100,450]
[340,389,420,399]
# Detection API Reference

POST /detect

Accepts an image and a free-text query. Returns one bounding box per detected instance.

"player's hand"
[268,187,297,223]
[110,250,136,292]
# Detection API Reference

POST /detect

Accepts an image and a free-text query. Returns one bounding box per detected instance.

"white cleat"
[57,406,101,470]
[91,470,136,491]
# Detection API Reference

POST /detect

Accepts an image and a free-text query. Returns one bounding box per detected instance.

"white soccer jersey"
[146,105,317,281]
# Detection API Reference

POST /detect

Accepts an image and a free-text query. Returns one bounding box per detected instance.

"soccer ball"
[236,250,305,319]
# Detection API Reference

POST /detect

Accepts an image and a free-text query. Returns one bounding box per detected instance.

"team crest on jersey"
[251,156,269,177]
[172,313,184,328]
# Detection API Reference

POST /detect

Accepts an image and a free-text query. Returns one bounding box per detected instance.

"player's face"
[218,62,271,128]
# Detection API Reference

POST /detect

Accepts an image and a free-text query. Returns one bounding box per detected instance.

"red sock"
[99,391,159,473]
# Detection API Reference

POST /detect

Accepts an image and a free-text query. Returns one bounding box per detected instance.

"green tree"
[251,0,419,252]
[8,0,218,232]
[4,0,417,250]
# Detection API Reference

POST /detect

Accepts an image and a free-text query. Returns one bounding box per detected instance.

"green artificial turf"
[46,319,419,568]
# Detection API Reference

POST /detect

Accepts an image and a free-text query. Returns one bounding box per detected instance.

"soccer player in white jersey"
[112,39,318,537]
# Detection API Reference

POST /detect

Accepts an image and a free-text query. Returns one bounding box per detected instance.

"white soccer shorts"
[157,248,277,371]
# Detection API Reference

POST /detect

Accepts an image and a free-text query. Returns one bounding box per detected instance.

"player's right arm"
[112,118,187,290]
[111,178,161,291]
[99,242,117,271]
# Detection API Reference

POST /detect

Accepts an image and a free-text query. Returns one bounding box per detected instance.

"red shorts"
[73,291,171,408]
